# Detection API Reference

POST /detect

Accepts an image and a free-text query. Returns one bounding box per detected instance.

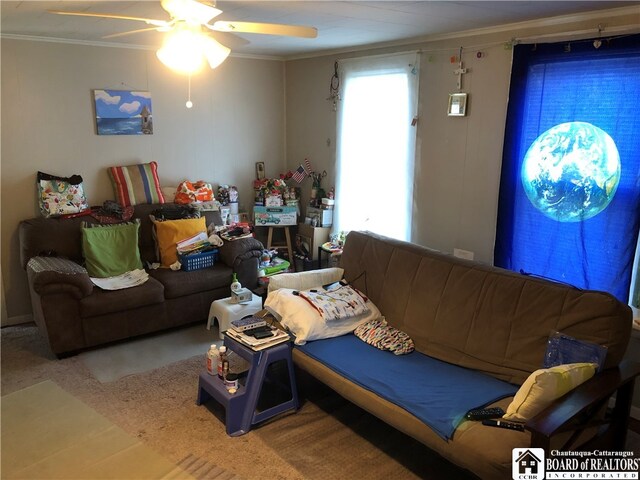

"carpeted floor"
[78,324,220,383]
[1,324,477,479]
[4,324,637,479]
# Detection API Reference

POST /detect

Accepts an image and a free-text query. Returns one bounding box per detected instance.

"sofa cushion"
[297,335,518,440]
[81,220,143,278]
[149,265,232,299]
[80,276,165,317]
[503,362,597,422]
[340,231,632,385]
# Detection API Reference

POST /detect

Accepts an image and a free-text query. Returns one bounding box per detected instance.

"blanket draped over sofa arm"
[27,256,93,299]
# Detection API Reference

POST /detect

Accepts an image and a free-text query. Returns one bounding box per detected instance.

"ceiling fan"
[50,0,318,74]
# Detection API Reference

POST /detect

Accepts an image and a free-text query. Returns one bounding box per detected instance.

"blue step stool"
[196,334,299,436]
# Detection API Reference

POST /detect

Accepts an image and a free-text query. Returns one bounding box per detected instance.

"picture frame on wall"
[447,93,468,117]
[94,89,153,135]
[256,162,265,180]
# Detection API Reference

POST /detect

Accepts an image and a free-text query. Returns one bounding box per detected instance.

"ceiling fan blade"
[205,31,250,50]
[211,21,317,39]
[48,11,170,28]
[103,27,163,39]
[161,0,222,24]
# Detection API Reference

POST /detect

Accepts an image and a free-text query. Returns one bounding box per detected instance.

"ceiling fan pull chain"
[186,74,193,109]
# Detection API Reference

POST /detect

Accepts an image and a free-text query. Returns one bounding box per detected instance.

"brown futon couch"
[292,230,638,479]
[19,203,263,357]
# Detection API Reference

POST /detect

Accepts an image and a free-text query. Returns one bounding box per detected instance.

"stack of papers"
[90,269,149,290]
[226,326,291,351]
[176,232,212,255]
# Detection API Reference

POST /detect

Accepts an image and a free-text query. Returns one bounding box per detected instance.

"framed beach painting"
[94,89,153,135]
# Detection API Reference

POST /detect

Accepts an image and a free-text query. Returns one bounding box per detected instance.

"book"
[230,315,267,332]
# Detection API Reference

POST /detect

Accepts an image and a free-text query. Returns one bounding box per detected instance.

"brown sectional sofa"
[19,203,264,357]
[293,230,638,479]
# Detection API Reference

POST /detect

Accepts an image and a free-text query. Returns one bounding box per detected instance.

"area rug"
[1,380,191,479]
[78,324,221,383]
[1,324,478,479]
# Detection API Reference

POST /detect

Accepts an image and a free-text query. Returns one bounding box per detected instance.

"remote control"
[482,419,524,431]
[465,407,505,421]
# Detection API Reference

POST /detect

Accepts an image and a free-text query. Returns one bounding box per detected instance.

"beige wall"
[284,7,639,264]
[1,39,285,322]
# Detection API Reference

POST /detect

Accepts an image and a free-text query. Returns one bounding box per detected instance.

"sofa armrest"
[27,256,93,299]
[218,237,264,289]
[526,360,640,452]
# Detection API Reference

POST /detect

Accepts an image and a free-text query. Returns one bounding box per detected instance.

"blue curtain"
[495,35,640,302]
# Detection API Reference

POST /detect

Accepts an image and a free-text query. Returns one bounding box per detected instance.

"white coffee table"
[207,294,263,339]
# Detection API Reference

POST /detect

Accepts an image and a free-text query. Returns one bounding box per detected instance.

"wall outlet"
[453,248,474,261]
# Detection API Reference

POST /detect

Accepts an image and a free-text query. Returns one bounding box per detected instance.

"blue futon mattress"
[297,334,518,440]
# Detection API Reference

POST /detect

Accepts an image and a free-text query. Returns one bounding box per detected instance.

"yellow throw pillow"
[153,217,207,267]
[503,363,597,422]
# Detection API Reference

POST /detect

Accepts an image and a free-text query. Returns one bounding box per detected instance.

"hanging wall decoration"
[94,89,153,135]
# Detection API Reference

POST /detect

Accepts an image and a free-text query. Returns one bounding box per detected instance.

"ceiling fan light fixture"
[156,27,206,74]
[202,36,230,69]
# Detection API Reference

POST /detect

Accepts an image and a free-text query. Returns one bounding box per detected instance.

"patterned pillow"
[108,161,165,207]
[354,318,415,355]
[37,171,90,218]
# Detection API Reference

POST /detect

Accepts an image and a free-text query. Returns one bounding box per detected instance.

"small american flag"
[292,164,307,183]
[304,158,313,174]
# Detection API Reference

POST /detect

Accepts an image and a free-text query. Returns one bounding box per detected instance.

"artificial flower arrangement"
[253,171,300,206]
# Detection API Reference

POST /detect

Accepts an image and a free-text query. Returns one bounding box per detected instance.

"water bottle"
[206,344,219,376]
[217,345,228,378]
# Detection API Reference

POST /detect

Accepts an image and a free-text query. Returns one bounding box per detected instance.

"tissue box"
[231,287,253,304]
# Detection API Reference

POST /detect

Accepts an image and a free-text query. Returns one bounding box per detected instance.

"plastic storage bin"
[179,249,218,271]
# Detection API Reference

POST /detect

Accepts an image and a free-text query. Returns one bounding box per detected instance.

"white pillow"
[267,267,344,293]
[503,363,597,422]
[265,287,382,344]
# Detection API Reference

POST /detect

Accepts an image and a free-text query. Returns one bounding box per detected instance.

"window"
[495,35,640,302]
[335,53,419,241]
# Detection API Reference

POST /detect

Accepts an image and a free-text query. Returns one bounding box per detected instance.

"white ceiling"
[1,1,638,58]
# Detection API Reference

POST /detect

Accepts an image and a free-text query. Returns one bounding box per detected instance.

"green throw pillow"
[81,220,143,278]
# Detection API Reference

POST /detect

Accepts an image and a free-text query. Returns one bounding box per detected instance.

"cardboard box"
[297,223,330,261]
[254,206,297,226]
[306,206,333,227]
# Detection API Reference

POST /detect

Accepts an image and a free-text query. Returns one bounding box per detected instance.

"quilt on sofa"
[297,334,519,440]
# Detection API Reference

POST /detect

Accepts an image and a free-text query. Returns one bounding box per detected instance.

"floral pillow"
[37,171,90,218]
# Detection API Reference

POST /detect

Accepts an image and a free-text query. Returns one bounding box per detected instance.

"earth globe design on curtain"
[521,121,621,222]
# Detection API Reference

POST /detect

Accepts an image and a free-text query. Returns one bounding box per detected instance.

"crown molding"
[0,33,284,61]
[284,5,640,61]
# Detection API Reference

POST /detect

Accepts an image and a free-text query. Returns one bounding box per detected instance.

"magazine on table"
[226,325,290,351]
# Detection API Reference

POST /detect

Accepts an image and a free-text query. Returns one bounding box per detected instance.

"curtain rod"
[514,24,639,44]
